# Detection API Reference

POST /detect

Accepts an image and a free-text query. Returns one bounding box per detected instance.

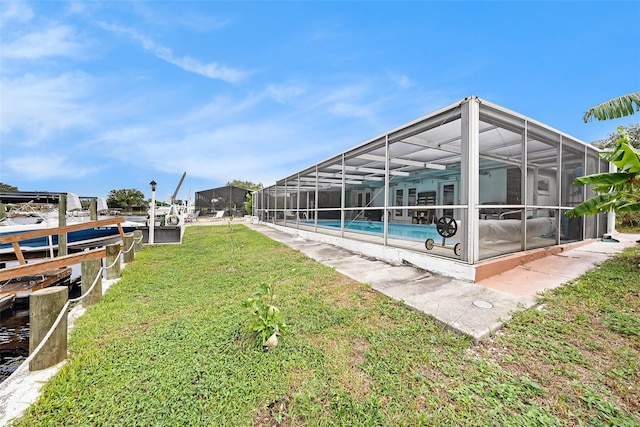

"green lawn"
[12,225,640,426]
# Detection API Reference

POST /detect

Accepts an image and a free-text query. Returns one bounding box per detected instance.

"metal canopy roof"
[0,191,71,205]
[274,96,600,191]
[0,192,99,210]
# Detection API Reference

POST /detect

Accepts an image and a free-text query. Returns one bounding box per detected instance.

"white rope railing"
[121,235,141,255]
[3,236,141,384]
[68,252,120,304]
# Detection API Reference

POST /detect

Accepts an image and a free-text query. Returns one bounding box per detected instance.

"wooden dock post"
[58,195,68,256]
[105,243,121,280]
[81,259,102,307]
[29,287,68,371]
[133,229,143,252]
[90,198,98,220]
[123,233,135,264]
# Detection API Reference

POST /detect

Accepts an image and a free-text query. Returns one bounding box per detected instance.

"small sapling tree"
[243,282,288,349]
[227,215,235,271]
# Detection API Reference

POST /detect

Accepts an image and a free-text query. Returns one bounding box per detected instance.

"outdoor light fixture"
[150,180,157,191]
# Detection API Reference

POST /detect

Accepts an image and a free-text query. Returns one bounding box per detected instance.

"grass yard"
[11,225,640,426]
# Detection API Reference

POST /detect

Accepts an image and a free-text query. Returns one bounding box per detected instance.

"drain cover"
[473,300,493,309]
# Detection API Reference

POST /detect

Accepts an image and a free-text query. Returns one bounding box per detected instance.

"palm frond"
[583,92,640,122]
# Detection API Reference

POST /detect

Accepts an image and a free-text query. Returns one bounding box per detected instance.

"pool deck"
[242,220,640,342]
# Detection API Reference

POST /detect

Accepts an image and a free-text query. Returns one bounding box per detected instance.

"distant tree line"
[591,123,640,150]
[0,183,18,191]
[226,180,263,191]
[106,188,147,212]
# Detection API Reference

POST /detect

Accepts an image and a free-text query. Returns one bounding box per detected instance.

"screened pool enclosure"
[253,96,609,281]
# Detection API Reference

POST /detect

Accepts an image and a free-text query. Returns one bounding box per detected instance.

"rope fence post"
[105,243,121,280]
[29,287,68,371]
[123,233,135,264]
[133,229,143,252]
[81,259,102,307]
[4,240,133,384]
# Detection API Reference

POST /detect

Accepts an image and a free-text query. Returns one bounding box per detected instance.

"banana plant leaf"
[573,172,634,187]
[609,141,640,174]
[583,92,640,122]
[574,104,640,218]
[565,194,618,218]
[618,202,640,212]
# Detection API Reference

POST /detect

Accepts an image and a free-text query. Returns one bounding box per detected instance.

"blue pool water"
[304,220,450,243]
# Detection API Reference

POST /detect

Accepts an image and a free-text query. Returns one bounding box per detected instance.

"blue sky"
[1,1,639,203]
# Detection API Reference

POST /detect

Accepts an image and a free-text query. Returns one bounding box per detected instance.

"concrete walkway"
[244,221,639,342]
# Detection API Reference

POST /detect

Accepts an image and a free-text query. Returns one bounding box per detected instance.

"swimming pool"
[303,220,452,243]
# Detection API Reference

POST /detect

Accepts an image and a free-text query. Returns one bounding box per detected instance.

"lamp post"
[149,180,157,245]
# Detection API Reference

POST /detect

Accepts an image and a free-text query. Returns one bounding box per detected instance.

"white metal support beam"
[317,171,384,181]
[460,97,480,263]
[521,121,528,251]
[341,154,345,239]
[384,135,390,245]
[314,166,319,230]
[358,153,446,170]
[327,164,410,176]
[556,136,563,245]
[296,173,301,227]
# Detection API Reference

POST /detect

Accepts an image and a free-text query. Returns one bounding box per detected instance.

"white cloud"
[1,25,85,59]
[93,115,340,186]
[128,2,232,33]
[264,84,306,105]
[99,22,247,83]
[389,72,414,89]
[172,55,246,83]
[303,83,382,120]
[174,94,262,129]
[4,155,95,180]
[328,102,375,119]
[99,126,157,147]
[307,20,343,43]
[0,1,34,23]
[278,83,375,121]
[0,72,95,145]
[174,14,232,33]
[66,2,87,16]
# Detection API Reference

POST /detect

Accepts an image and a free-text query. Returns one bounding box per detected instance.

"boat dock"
[0,268,72,302]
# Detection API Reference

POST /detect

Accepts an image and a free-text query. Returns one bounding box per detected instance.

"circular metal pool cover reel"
[424,215,461,256]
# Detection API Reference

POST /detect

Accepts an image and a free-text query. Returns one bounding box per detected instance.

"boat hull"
[0,224,140,254]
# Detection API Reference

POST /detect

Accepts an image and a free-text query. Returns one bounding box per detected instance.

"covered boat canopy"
[1,191,89,213]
